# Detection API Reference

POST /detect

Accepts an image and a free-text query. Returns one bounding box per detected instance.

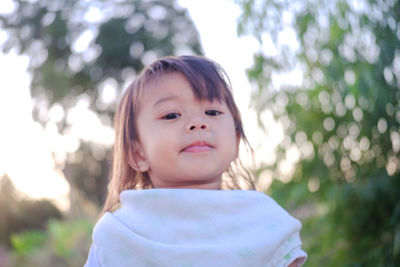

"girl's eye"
[162,113,181,120]
[205,110,222,116]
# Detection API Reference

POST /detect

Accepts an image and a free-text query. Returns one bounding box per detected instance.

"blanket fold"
[90,189,306,267]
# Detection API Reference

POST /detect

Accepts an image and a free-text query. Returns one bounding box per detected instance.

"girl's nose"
[186,116,209,132]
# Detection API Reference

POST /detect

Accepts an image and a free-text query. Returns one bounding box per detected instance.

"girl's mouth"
[182,141,213,152]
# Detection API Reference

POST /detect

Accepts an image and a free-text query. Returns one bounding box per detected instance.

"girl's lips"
[182,141,213,152]
[183,145,213,152]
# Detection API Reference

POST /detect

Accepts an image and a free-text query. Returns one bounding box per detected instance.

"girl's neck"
[151,180,222,190]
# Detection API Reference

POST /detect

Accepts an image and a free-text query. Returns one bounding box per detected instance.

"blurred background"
[0,0,399,266]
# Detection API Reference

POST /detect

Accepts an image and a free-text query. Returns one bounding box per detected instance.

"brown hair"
[103,55,255,213]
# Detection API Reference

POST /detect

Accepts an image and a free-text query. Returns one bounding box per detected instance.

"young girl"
[85,55,307,267]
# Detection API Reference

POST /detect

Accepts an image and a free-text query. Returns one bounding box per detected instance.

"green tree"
[237,0,400,265]
[0,175,62,247]
[10,219,93,266]
[0,0,202,209]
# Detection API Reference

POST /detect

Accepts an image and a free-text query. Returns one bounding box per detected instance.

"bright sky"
[0,0,295,209]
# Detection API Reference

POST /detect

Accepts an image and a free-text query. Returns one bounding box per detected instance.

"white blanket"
[86,189,306,267]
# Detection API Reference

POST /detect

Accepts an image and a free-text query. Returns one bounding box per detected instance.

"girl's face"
[131,72,239,189]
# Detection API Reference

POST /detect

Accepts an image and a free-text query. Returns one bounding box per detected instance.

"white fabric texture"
[86,189,307,267]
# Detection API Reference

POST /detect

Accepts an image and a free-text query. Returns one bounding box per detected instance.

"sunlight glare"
[0,50,70,210]
[0,0,16,15]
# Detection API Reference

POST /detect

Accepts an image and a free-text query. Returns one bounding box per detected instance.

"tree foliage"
[0,175,62,247]
[0,0,202,207]
[9,219,92,266]
[237,0,400,265]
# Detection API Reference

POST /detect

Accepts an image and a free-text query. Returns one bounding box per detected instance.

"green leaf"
[11,230,46,255]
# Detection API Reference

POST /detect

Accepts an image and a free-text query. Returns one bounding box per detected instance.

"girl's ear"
[127,143,150,172]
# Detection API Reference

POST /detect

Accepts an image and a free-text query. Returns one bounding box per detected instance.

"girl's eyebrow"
[153,95,179,107]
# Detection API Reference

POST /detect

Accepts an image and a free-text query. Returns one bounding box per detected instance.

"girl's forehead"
[141,72,190,101]
[140,71,225,103]
[145,71,187,87]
